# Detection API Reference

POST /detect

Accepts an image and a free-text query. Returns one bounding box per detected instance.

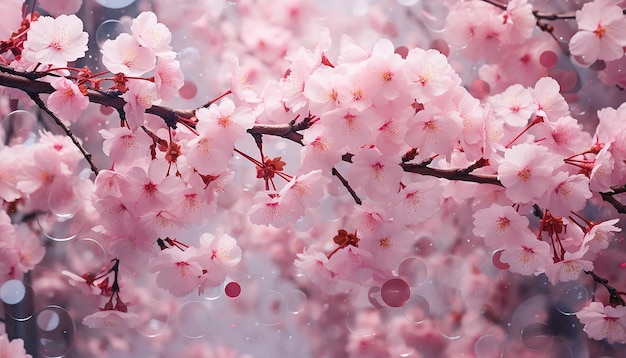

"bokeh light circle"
[37,306,76,358]
[381,278,411,307]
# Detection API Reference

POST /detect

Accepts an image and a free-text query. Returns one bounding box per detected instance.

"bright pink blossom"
[569,0,626,62]
[0,0,23,41]
[22,14,88,67]
[121,80,159,130]
[576,302,626,344]
[154,58,184,101]
[101,33,156,76]
[47,77,89,124]
[0,333,31,358]
[148,247,204,297]
[82,310,141,331]
[130,11,174,57]
[473,204,531,249]
[582,219,621,253]
[500,236,552,275]
[541,248,594,285]
[195,232,243,290]
[497,143,562,203]
[100,126,152,166]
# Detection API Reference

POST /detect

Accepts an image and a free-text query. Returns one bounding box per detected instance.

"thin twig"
[26,92,100,177]
[331,167,362,205]
[584,270,626,306]
[600,192,626,214]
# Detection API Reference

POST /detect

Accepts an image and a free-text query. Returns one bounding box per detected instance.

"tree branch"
[585,270,626,306]
[26,92,100,177]
[480,0,579,20]
[331,167,362,205]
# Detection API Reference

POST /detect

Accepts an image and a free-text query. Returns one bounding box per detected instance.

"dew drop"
[539,51,558,68]
[94,0,136,9]
[95,20,130,48]
[521,322,553,350]
[179,81,198,99]
[37,306,75,357]
[2,280,35,321]
[397,257,428,286]
[0,280,26,305]
[66,238,108,274]
[178,301,211,338]
[552,281,589,315]
[100,105,114,115]
[381,278,411,307]
[402,295,430,323]
[135,299,169,338]
[225,281,241,298]
[254,290,285,325]
[491,249,510,270]
[48,189,79,218]
[1,110,39,146]
[474,335,504,358]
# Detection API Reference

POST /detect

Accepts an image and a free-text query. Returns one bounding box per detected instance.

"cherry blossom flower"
[248,192,301,228]
[576,302,626,344]
[13,226,45,272]
[589,143,615,192]
[101,33,156,76]
[130,11,174,57]
[326,245,373,282]
[100,126,152,166]
[154,58,184,101]
[500,236,552,275]
[365,39,407,103]
[501,0,535,44]
[582,219,621,253]
[121,80,159,130]
[195,232,243,289]
[195,99,255,143]
[531,77,569,121]
[542,172,592,217]
[61,270,101,296]
[0,334,31,358]
[473,204,532,249]
[569,0,626,62]
[148,247,204,297]
[185,128,234,176]
[404,48,461,98]
[0,0,23,41]
[0,146,23,202]
[303,66,344,113]
[490,84,534,127]
[16,146,71,195]
[295,248,347,295]
[405,104,463,160]
[279,170,330,214]
[347,146,403,203]
[47,77,89,124]
[82,310,141,331]
[497,143,562,203]
[390,180,443,226]
[300,124,342,172]
[120,159,184,214]
[541,247,594,285]
[319,107,377,152]
[22,14,89,67]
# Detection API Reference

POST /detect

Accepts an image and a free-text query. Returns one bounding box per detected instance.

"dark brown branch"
[585,270,626,306]
[26,92,100,177]
[600,192,626,214]
[342,153,502,187]
[480,0,580,20]
[331,167,362,205]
